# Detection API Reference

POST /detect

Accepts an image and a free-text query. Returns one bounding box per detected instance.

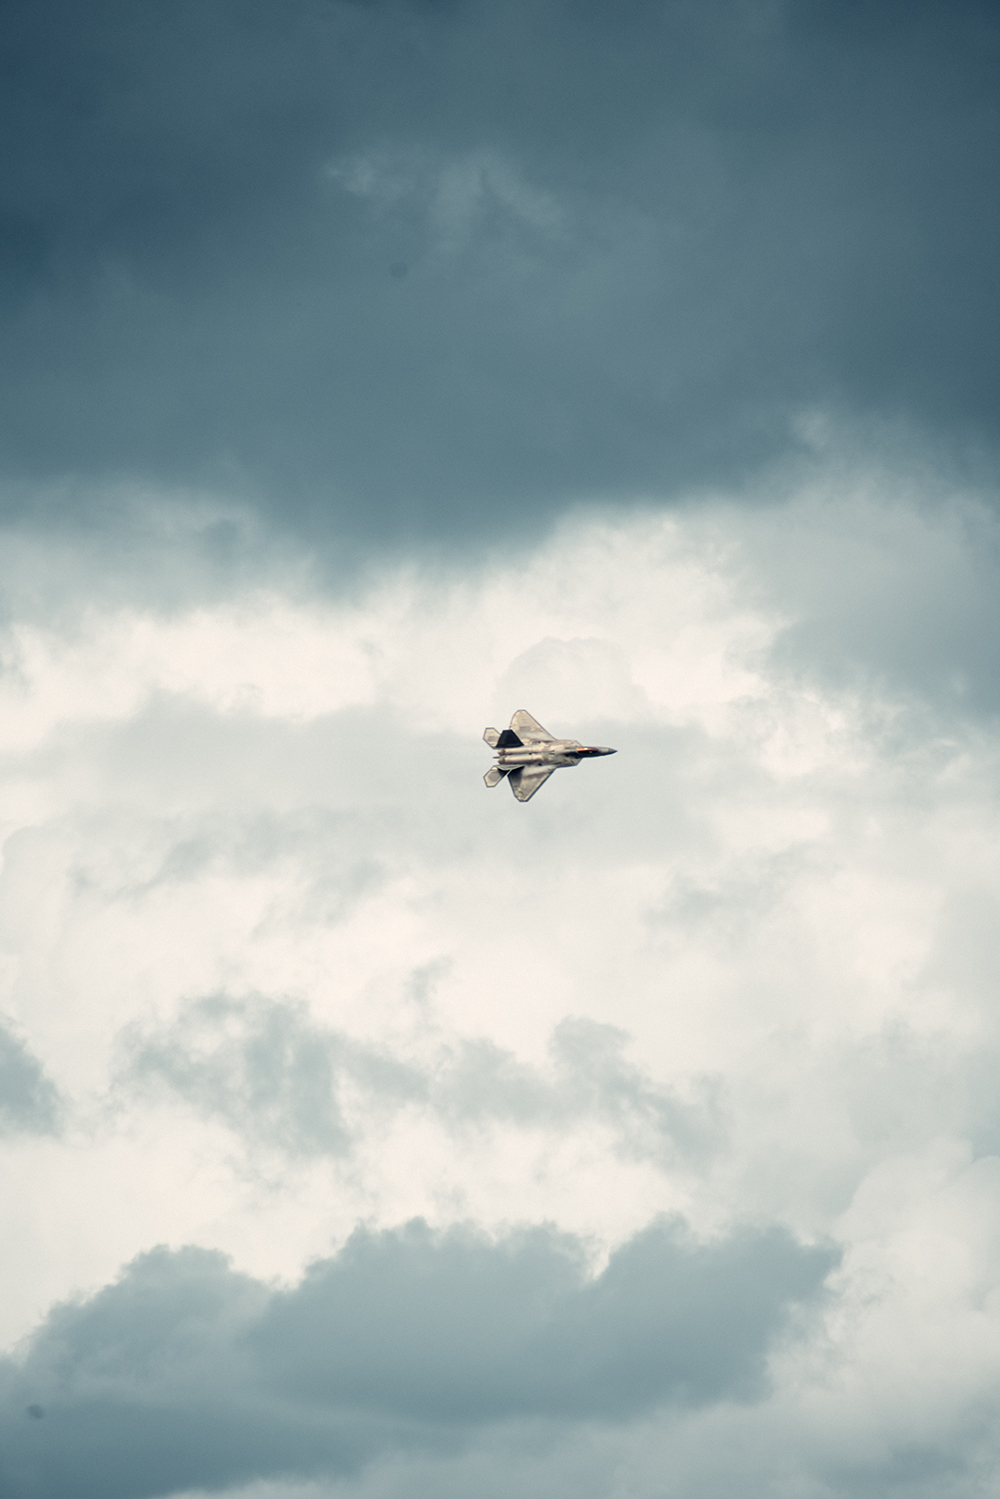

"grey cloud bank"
[2,0,998,546]
[0,1218,832,1499]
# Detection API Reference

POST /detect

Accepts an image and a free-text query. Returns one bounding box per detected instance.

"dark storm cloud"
[0,1217,834,1498]
[0,1020,61,1136]
[121,993,720,1166]
[2,0,998,547]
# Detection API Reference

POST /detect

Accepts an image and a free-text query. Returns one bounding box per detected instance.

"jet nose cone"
[598,746,616,756]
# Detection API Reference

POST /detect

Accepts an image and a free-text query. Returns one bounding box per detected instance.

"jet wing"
[510,710,555,742]
[508,766,555,802]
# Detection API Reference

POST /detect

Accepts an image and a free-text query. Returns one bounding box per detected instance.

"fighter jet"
[483,710,616,801]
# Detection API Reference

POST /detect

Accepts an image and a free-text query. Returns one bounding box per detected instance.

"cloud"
[1,0,998,545]
[119,995,720,1169]
[0,1020,60,1136]
[119,995,416,1158]
[0,1217,833,1498]
[4,480,1000,1490]
[732,471,1000,716]
[433,1017,720,1165]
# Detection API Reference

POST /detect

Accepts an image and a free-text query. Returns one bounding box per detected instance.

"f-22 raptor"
[483,710,616,802]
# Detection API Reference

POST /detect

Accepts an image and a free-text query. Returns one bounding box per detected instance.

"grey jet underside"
[483,710,616,802]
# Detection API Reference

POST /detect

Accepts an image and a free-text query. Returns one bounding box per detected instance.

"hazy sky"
[3,4,1000,1497]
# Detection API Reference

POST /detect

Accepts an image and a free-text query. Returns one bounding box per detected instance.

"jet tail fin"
[484,765,510,788]
[483,727,500,747]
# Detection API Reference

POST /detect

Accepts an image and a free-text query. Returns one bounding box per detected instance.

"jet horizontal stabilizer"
[484,765,509,787]
[508,766,554,801]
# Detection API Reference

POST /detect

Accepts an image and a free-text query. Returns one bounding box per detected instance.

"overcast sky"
[3,4,1000,1497]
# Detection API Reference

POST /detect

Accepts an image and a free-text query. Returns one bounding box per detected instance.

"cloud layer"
[2,0,999,542]
[0,1219,832,1498]
[2,468,1000,1493]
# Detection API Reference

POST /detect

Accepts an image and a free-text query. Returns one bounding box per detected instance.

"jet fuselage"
[496,740,614,770]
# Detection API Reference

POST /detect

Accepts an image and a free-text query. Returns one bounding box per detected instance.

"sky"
[3,2,1000,1496]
